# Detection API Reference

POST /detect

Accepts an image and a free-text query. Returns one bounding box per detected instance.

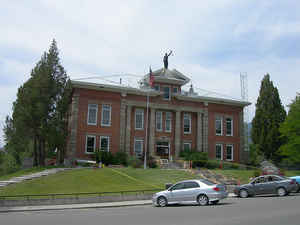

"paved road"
[1,194,300,225]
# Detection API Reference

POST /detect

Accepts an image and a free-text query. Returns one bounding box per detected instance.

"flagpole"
[144,91,149,169]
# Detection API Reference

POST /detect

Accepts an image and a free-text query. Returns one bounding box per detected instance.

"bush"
[253,170,261,177]
[114,152,128,166]
[147,155,157,168]
[192,160,207,168]
[0,153,20,174]
[206,160,220,169]
[128,156,143,168]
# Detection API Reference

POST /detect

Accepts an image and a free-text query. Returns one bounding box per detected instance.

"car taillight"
[213,187,220,191]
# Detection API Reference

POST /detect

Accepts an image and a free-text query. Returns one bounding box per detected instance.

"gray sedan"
[152,179,228,207]
[234,175,297,198]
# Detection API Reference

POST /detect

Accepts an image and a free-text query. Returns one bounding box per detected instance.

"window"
[156,111,162,131]
[86,135,96,153]
[173,87,178,93]
[226,144,233,161]
[184,181,200,189]
[135,108,144,130]
[154,84,160,91]
[163,86,170,100]
[134,138,143,158]
[165,112,172,132]
[215,116,223,135]
[171,182,185,191]
[183,113,191,134]
[100,136,110,152]
[87,104,98,125]
[101,104,111,126]
[183,142,191,151]
[216,144,223,160]
[226,118,233,136]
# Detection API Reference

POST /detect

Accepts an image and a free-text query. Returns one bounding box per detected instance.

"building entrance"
[156,142,170,159]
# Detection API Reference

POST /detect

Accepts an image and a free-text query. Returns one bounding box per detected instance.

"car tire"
[211,200,219,205]
[157,196,167,207]
[197,194,209,206]
[277,187,287,197]
[297,186,300,193]
[239,189,249,198]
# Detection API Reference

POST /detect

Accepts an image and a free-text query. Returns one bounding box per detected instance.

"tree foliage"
[251,74,286,161]
[279,94,300,164]
[3,39,71,167]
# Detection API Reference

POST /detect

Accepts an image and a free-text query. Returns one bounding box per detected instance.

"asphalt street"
[1,193,300,225]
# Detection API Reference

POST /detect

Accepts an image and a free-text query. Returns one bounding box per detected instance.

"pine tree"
[279,94,300,164]
[251,74,286,161]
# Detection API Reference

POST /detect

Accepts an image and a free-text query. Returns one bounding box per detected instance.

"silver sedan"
[152,179,228,207]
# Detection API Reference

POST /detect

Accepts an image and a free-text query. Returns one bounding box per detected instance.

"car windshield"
[200,179,216,186]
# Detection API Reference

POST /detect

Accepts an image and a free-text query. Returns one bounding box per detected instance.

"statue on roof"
[163,50,172,69]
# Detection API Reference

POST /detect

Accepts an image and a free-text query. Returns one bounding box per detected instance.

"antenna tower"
[240,73,249,152]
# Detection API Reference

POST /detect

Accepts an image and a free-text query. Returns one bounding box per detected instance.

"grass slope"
[0,168,200,196]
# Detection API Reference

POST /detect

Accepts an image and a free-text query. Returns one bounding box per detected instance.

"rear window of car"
[200,179,216,186]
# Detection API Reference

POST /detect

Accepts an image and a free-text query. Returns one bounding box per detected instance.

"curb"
[0,193,237,213]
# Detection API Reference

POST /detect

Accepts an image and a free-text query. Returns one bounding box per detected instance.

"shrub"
[0,153,20,174]
[114,152,128,166]
[206,160,219,169]
[192,160,207,168]
[147,155,157,168]
[128,156,143,168]
[253,170,261,177]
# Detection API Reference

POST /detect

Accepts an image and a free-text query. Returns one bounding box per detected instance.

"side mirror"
[165,183,173,189]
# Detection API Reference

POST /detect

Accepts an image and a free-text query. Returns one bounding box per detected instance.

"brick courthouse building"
[66,65,250,164]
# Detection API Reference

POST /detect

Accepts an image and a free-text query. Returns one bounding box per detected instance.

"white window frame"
[216,143,223,160]
[226,144,234,161]
[156,111,163,131]
[101,104,111,127]
[226,117,233,136]
[183,142,191,151]
[85,135,96,154]
[87,104,98,125]
[99,136,110,152]
[134,138,144,158]
[135,108,144,130]
[183,113,191,134]
[165,112,172,132]
[215,116,223,136]
[162,85,171,100]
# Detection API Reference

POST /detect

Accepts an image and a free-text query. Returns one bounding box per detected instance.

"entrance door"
[156,142,169,159]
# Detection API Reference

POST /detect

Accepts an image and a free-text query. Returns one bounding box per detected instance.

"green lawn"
[0,168,201,196]
[0,167,50,181]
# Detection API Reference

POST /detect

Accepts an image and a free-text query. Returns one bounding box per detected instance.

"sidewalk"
[0,193,236,213]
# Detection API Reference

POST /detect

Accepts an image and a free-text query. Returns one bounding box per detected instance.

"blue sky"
[1,0,300,147]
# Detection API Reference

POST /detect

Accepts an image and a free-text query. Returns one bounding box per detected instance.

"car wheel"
[157,196,167,207]
[297,186,300,193]
[239,189,249,198]
[197,194,209,206]
[277,187,287,197]
[211,200,219,205]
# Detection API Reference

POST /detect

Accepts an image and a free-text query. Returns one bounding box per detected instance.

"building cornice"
[175,94,251,107]
[71,80,159,97]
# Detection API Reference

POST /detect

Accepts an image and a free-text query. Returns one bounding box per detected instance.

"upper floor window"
[135,108,144,130]
[226,117,233,136]
[215,116,223,136]
[216,143,223,160]
[165,112,172,132]
[100,136,110,152]
[173,87,178,93]
[154,84,160,91]
[86,135,96,154]
[226,144,233,161]
[183,113,191,134]
[163,86,170,100]
[101,104,111,126]
[134,138,143,158]
[87,104,98,125]
[156,111,163,131]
